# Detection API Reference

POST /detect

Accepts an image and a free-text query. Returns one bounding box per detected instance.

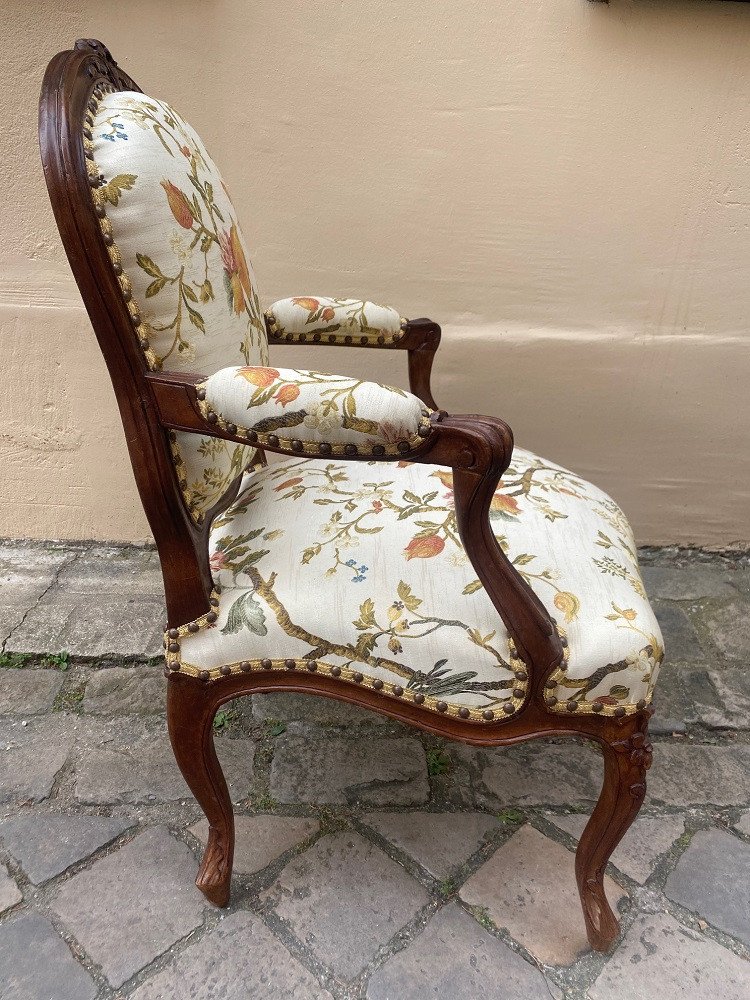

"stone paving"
[0,540,749,998]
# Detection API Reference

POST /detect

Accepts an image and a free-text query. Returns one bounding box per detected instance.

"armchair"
[40,39,663,954]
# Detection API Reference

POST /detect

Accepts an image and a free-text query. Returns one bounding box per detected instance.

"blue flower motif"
[100,122,128,142]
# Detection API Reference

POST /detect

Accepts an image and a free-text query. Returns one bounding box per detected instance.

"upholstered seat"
[168,446,662,720]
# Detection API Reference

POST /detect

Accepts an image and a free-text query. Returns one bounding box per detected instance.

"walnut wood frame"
[39,39,653,953]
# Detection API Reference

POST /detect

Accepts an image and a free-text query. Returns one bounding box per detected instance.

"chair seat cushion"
[167,448,663,722]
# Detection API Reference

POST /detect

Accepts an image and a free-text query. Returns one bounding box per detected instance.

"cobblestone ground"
[0,540,749,999]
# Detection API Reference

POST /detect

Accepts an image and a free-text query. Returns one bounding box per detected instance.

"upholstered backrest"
[90,91,268,519]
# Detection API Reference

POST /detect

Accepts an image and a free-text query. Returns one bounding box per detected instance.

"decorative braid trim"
[544,626,652,718]
[164,596,528,724]
[265,311,409,347]
[195,390,434,459]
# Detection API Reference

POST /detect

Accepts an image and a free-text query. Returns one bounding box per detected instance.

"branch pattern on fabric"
[90,91,268,518]
[164,448,663,718]
[266,297,405,345]
[198,366,431,453]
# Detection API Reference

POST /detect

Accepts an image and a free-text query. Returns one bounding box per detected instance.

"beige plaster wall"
[1,0,748,545]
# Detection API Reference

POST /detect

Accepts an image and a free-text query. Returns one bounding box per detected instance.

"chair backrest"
[40,39,256,621]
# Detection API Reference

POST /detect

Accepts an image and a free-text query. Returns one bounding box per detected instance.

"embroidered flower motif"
[237,367,279,388]
[321,306,336,321]
[274,477,304,492]
[344,558,368,582]
[490,492,520,517]
[553,591,581,623]
[274,383,300,407]
[404,535,445,560]
[100,121,128,142]
[219,223,253,314]
[303,402,340,436]
[291,297,320,311]
[209,551,227,573]
[161,180,193,229]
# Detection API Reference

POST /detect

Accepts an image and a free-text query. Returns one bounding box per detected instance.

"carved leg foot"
[167,676,235,907]
[575,714,653,951]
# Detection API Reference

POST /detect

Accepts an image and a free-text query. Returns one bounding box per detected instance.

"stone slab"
[190,814,318,875]
[82,666,166,715]
[0,862,21,913]
[700,667,750,730]
[476,742,601,808]
[664,829,750,946]
[0,668,63,713]
[130,910,333,1000]
[367,902,552,1000]
[701,600,750,663]
[54,545,164,596]
[270,735,429,806]
[261,831,430,978]
[0,716,75,803]
[50,825,205,989]
[459,824,625,966]
[253,691,389,726]
[653,603,705,662]
[0,913,97,1000]
[75,731,254,805]
[641,564,740,601]
[589,912,750,1000]
[0,543,73,639]
[650,662,718,730]
[0,813,132,884]
[548,812,685,884]
[6,592,165,658]
[646,745,750,806]
[364,811,501,878]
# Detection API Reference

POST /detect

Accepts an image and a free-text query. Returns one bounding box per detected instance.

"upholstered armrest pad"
[198,366,432,456]
[266,297,406,345]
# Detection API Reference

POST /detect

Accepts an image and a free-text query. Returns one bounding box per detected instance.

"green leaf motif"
[136,253,163,278]
[221,591,267,636]
[145,276,168,298]
[100,173,137,207]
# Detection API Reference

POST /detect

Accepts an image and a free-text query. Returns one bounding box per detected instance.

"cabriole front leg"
[575,711,653,951]
[167,675,235,906]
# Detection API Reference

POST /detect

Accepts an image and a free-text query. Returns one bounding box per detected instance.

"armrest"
[265,297,442,409]
[197,365,432,457]
[265,297,405,346]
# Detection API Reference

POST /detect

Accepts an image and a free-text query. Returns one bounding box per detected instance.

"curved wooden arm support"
[266,315,441,410]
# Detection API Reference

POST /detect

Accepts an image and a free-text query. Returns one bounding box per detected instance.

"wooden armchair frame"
[39,39,653,953]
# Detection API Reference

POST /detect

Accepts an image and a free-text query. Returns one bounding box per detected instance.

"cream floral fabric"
[266,297,404,344]
[199,367,430,453]
[167,448,664,720]
[91,91,268,518]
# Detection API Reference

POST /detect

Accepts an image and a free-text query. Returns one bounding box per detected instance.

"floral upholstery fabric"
[166,448,664,721]
[90,91,268,519]
[266,297,404,344]
[199,367,430,454]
